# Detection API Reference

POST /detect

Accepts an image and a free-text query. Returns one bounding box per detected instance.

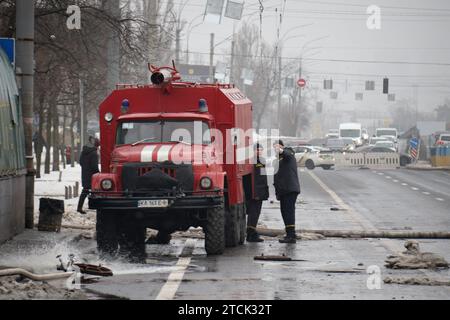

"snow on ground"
[34,164,95,228]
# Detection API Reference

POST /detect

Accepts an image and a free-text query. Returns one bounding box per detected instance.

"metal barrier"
[334,152,400,169]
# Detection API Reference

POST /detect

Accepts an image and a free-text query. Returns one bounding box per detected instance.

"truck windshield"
[116,120,211,145]
[340,129,361,138]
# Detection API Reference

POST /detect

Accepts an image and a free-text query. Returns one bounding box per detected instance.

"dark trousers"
[247,199,263,228]
[77,188,89,211]
[279,192,298,228]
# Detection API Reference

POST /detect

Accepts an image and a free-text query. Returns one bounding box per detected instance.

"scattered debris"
[0,276,86,300]
[254,254,306,262]
[385,240,449,269]
[74,264,113,277]
[384,276,450,286]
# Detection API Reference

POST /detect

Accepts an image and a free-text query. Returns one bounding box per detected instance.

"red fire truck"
[89,64,254,257]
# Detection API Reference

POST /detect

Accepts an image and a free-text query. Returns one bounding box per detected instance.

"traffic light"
[365,81,375,90]
[323,79,333,90]
[383,78,389,94]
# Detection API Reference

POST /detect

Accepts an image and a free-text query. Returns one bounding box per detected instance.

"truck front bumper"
[88,192,223,211]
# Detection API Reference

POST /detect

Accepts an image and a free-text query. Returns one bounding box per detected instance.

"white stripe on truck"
[140,145,156,162]
[157,145,172,162]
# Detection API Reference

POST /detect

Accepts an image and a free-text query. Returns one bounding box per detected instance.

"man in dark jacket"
[273,139,300,243]
[246,143,269,242]
[77,136,100,214]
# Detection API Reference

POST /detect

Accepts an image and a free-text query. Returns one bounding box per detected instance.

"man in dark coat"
[246,143,269,242]
[77,136,99,214]
[273,139,300,243]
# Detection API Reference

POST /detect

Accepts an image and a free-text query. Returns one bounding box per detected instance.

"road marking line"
[411,187,419,191]
[307,171,400,253]
[393,179,399,182]
[401,183,408,186]
[435,198,444,201]
[307,171,375,231]
[422,191,431,195]
[378,172,384,175]
[386,176,391,179]
[155,239,197,300]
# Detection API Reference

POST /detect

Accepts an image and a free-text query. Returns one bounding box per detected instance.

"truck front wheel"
[204,200,225,255]
[119,218,146,262]
[96,209,119,257]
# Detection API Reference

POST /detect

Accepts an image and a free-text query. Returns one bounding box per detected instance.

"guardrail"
[334,152,400,169]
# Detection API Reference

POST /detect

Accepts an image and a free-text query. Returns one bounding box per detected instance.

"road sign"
[409,137,420,160]
[297,78,306,88]
[0,38,15,65]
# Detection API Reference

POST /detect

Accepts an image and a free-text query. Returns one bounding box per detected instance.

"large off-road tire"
[204,200,225,255]
[96,210,119,257]
[238,203,246,245]
[118,217,146,262]
[225,204,240,247]
[305,159,315,170]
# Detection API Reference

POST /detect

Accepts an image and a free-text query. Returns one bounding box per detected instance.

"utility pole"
[277,56,282,130]
[105,0,121,92]
[175,27,181,63]
[229,34,235,84]
[79,79,85,148]
[16,0,35,229]
[209,33,215,83]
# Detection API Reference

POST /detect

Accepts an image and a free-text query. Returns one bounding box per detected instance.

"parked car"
[434,132,450,145]
[374,140,396,151]
[292,145,335,170]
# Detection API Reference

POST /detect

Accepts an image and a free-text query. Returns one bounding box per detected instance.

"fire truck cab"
[89,65,254,257]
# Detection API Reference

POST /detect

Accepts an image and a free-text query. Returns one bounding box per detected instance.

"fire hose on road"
[0,268,74,281]
[256,228,450,239]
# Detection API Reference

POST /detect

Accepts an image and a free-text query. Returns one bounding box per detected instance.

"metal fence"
[334,152,400,169]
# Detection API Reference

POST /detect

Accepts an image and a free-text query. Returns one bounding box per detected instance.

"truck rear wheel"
[225,204,240,247]
[96,210,119,257]
[204,200,225,255]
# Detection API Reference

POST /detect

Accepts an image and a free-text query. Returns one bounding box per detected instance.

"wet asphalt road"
[83,167,450,300]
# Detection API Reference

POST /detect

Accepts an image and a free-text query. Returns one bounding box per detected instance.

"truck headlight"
[104,112,113,122]
[200,177,212,189]
[101,179,113,190]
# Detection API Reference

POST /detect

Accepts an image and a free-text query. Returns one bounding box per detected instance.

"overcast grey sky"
[173,0,450,113]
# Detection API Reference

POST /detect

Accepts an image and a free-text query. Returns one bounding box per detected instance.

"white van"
[376,128,398,143]
[339,123,363,146]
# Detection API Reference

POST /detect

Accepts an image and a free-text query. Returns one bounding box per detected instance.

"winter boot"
[146,231,172,244]
[279,226,297,243]
[246,227,264,242]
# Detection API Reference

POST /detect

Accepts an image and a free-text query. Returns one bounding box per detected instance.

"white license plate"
[138,199,169,208]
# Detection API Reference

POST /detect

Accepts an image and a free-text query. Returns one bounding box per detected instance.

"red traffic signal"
[297,78,306,87]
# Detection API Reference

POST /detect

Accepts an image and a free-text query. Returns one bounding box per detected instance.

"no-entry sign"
[297,78,306,87]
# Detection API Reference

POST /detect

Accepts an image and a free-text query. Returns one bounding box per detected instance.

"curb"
[405,165,450,172]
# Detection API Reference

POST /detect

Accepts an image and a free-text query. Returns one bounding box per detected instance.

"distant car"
[369,137,388,145]
[292,145,335,170]
[374,140,396,151]
[326,129,339,139]
[434,132,450,145]
[341,138,356,151]
[326,138,355,152]
[354,145,412,166]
